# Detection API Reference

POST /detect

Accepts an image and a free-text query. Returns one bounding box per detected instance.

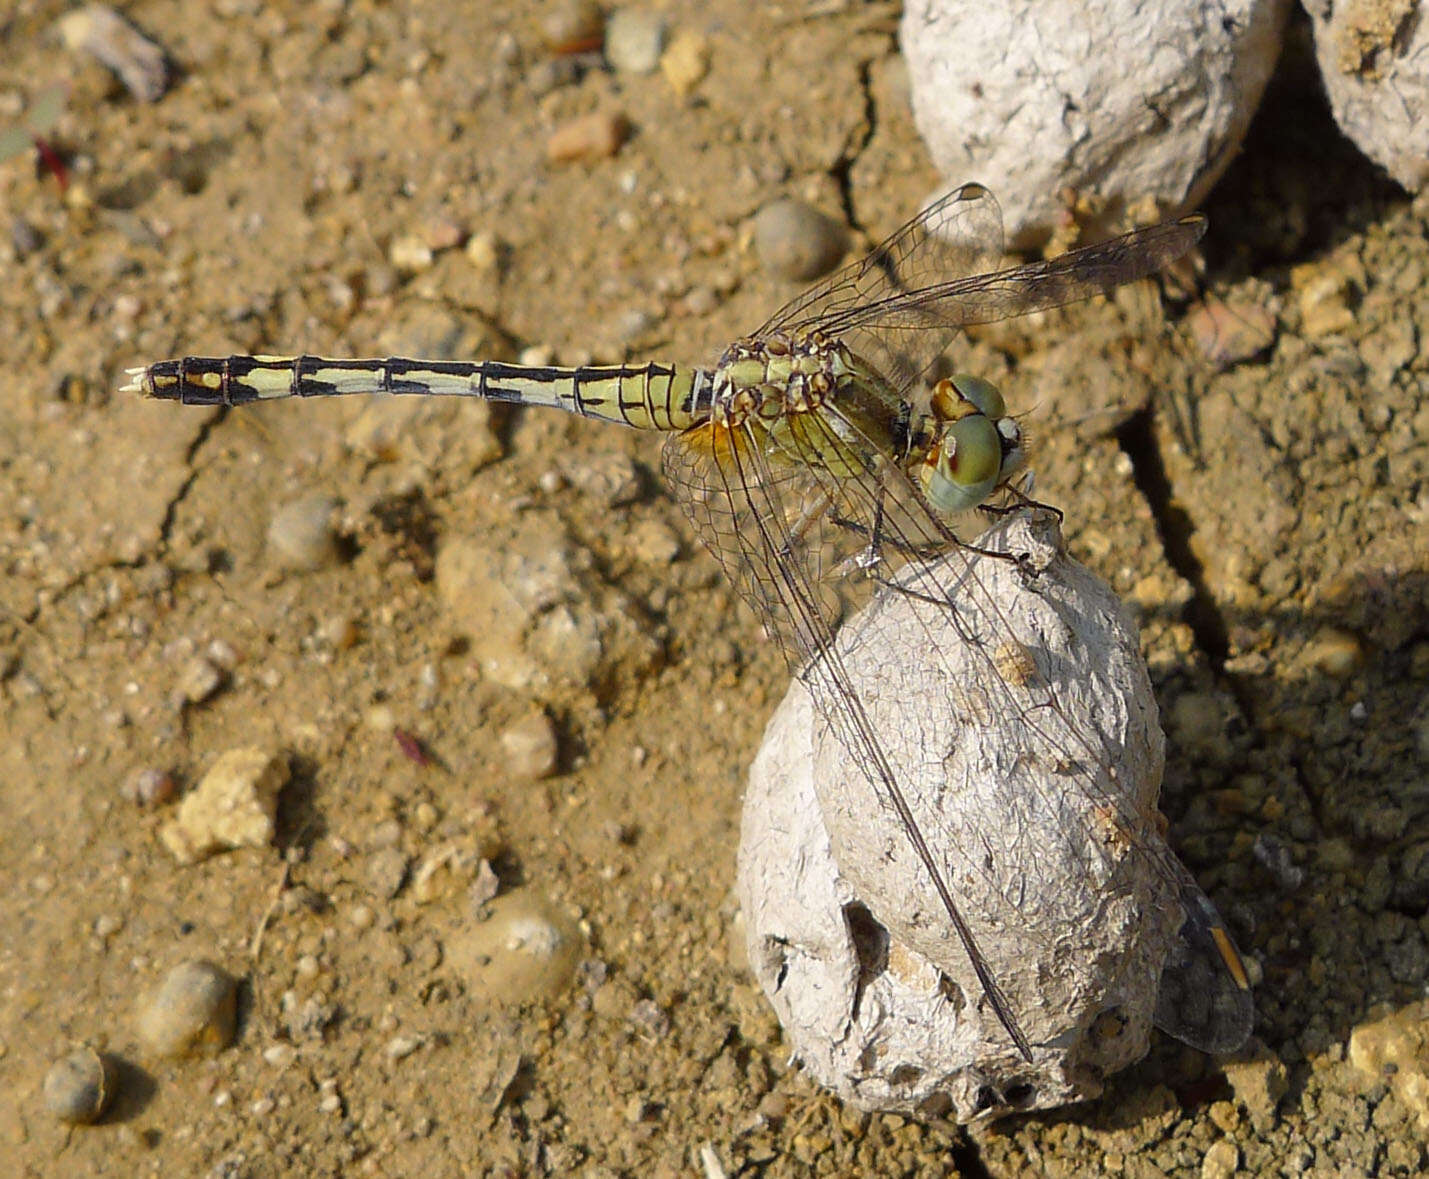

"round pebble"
[43,1048,113,1124]
[540,0,604,53]
[1305,626,1364,678]
[124,767,176,808]
[605,9,665,74]
[136,960,238,1059]
[500,711,559,779]
[447,889,582,1005]
[267,494,342,572]
[753,198,847,282]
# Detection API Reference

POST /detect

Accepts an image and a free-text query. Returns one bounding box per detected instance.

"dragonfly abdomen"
[125,354,708,431]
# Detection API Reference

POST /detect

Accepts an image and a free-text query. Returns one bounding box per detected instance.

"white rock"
[1304,0,1429,192]
[901,0,1291,246]
[605,8,665,74]
[737,513,1249,1120]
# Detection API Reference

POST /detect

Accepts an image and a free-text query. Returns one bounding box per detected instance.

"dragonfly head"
[917,374,1024,514]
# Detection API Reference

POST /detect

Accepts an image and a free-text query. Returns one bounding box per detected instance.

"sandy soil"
[2,2,1427,1176]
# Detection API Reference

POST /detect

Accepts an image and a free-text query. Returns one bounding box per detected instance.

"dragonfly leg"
[979,484,1064,524]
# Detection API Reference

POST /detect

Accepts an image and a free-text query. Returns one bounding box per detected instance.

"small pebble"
[174,654,225,705]
[661,31,709,96]
[1187,296,1276,369]
[469,858,501,907]
[547,111,629,163]
[526,56,583,97]
[628,519,680,563]
[57,3,170,102]
[464,230,501,275]
[385,1034,423,1060]
[519,343,556,367]
[366,704,398,734]
[282,993,334,1042]
[267,494,342,572]
[753,198,847,282]
[367,846,410,899]
[124,767,176,808]
[262,1043,297,1068]
[43,1048,113,1124]
[1304,626,1364,677]
[605,9,665,74]
[159,747,287,864]
[500,711,559,779]
[1201,1139,1240,1179]
[564,451,642,507]
[412,842,483,904]
[205,638,240,670]
[11,216,43,257]
[447,889,582,1005]
[321,613,359,651]
[365,261,400,297]
[540,0,604,53]
[389,234,434,274]
[137,960,237,1058]
[629,997,670,1039]
[1294,268,1356,338]
[423,217,464,251]
[93,913,123,939]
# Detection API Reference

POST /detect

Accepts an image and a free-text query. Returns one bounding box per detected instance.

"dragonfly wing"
[757,184,1203,411]
[1154,881,1255,1053]
[810,215,1207,339]
[755,184,1006,391]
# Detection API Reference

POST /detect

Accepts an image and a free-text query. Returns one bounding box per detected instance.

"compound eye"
[920,413,1002,513]
[949,373,1005,419]
[947,413,1002,489]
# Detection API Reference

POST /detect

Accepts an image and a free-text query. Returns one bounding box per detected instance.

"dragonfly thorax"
[707,331,892,480]
[710,330,851,421]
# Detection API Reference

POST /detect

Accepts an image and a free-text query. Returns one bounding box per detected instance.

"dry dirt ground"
[3,2,1428,1177]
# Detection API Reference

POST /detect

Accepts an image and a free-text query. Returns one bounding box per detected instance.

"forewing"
[755,184,1006,395]
[808,215,1208,340]
[757,182,1006,339]
[757,183,1204,407]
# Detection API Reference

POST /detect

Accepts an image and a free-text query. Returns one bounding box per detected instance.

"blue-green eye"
[949,373,1005,419]
[920,413,1003,512]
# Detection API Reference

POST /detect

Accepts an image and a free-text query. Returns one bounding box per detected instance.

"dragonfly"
[125,182,1253,1062]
